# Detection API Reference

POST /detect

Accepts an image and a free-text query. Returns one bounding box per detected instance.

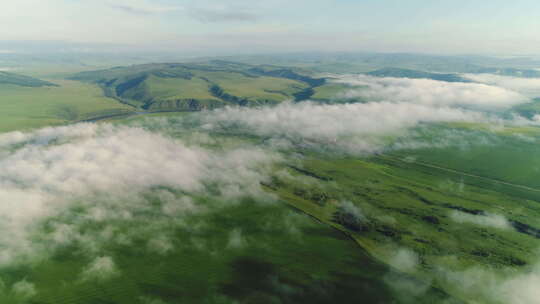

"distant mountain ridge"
[0,71,57,87]
[365,67,470,83]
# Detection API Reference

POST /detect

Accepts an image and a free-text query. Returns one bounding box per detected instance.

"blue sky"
[2,0,540,54]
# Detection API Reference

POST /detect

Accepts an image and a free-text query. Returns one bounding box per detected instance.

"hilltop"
[70,61,326,111]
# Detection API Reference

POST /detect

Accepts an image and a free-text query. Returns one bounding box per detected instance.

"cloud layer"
[190,101,491,154]
[333,75,529,110]
[0,123,277,267]
[463,73,540,98]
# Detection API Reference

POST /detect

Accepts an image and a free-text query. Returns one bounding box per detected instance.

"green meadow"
[0,80,133,133]
[2,60,540,303]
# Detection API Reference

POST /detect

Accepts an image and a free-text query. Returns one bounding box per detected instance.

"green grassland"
[387,123,540,191]
[311,83,355,102]
[104,113,540,302]
[69,61,323,111]
[0,71,57,87]
[270,154,540,303]
[1,109,539,303]
[0,196,454,304]
[145,75,217,101]
[3,58,540,303]
[0,80,133,133]
[0,115,466,303]
[259,144,540,303]
[0,61,325,133]
[191,70,308,102]
[365,68,471,82]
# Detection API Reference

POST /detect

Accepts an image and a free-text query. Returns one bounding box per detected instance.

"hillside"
[0,71,57,87]
[366,67,470,82]
[0,80,134,132]
[70,61,326,111]
[468,67,540,78]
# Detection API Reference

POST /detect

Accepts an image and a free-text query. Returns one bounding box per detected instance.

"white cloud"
[11,280,37,299]
[340,201,366,222]
[190,7,259,22]
[463,73,540,98]
[159,191,200,216]
[147,236,174,255]
[498,264,540,304]
[109,0,183,15]
[0,0,179,43]
[0,123,277,266]
[197,101,489,154]
[388,248,419,273]
[450,211,512,230]
[80,256,119,281]
[334,75,529,110]
[440,261,540,304]
[227,229,246,249]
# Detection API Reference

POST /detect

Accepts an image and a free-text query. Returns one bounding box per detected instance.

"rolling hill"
[70,61,326,111]
[0,71,57,87]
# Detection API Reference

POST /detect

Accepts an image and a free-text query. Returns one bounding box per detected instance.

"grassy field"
[133,112,540,302]
[0,197,455,304]
[266,151,540,303]
[69,61,321,110]
[1,108,537,303]
[0,80,133,133]
[311,83,352,101]
[0,113,464,303]
[192,70,307,102]
[2,59,540,302]
[145,75,217,101]
[387,123,540,190]
[102,112,540,302]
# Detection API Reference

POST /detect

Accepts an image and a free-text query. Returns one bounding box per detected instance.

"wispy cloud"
[463,73,540,98]
[450,211,512,230]
[109,2,183,15]
[190,8,259,22]
[0,123,278,267]
[334,75,529,110]
[193,101,490,154]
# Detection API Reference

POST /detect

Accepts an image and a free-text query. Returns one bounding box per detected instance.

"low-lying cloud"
[388,248,420,273]
[333,75,529,110]
[193,101,490,154]
[463,73,540,98]
[0,123,278,267]
[440,261,540,304]
[80,256,119,282]
[450,211,512,230]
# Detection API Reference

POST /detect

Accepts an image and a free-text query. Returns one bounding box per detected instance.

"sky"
[2,0,540,55]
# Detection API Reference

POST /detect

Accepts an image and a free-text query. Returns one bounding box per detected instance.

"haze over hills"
[365,68,471,83]
[0,71,57,87]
